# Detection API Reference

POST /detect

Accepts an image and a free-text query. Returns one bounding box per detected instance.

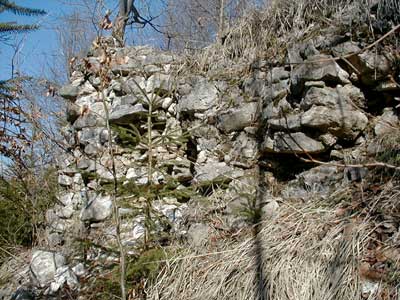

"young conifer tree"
[0,1,46,163]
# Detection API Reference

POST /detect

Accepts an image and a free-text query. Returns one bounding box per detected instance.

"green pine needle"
[0,0,46,16]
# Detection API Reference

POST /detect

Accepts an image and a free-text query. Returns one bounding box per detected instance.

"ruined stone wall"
[9,26,400,297]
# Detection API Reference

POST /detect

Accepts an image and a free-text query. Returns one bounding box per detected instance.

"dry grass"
[146,199,371,300]
[182,0,400,72]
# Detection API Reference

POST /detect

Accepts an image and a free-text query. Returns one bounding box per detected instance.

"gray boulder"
[301,105,368,140]
[217,102,259,133]
[80,194,112,222]
[282,165,342,199]
[59,84,79,100]
[178,79,218,114]
[301,84,366,110]
[374,108,399,136]
[30,251,66,288]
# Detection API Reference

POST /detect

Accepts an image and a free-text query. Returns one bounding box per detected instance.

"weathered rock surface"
[178,79,218,114]
[262,132,326,154]
[80,194,112,222]
[217,102,259,132]
[30,251,66,288]
[291,54,350,94]
[109,104,148,124]
[301,105,368,140]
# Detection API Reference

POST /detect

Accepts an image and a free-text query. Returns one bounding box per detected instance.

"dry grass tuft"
[183,0,400,72]
[146,199,370,300]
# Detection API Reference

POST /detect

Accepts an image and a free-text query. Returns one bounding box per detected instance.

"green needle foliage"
[0,0,46,36]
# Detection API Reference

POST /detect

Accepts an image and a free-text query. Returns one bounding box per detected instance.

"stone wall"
[9,25,400,297]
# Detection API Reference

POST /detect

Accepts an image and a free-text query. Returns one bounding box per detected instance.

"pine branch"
[0,22,39,34]
[0,0,46,16]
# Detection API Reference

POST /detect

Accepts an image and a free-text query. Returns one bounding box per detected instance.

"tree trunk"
[112,0,133,46]
[217,0,225,44]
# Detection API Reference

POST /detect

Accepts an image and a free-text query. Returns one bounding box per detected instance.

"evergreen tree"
[0,0,46,36]
[0,1,46,163]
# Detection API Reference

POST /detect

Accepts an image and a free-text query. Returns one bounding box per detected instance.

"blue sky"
[0,1,72,80]
[0,0,165,82]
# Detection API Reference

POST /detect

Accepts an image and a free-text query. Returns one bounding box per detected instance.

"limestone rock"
[194,161,242,184]
[178,79,218,114]
[301,105,368,140]
[217,102,259,133]
[80,194,112,222]
[301,85,366,110]
[262,132,326,154]
[187,223,210,247]
[374,108,399,136]
[291,54,350,94]
[59,84,79,100]
[267,113,302,131]
[109,104,148,124]
[30,251,66,288]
